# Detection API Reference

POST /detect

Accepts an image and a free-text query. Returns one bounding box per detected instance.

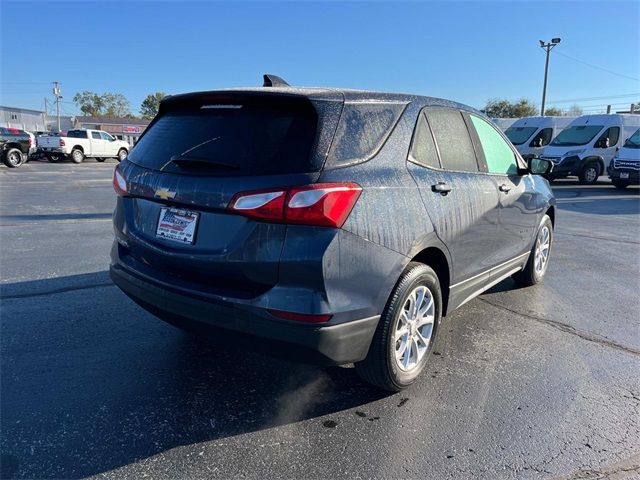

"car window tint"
[470,115,518,175]
[529,127,553,147]
[328,102,406,166]
[425,109,478,172]
[91,132,101,139]
[101,132,113,141]
[409,113,440,169]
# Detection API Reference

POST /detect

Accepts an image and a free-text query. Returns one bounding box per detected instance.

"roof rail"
[263,74,290,87]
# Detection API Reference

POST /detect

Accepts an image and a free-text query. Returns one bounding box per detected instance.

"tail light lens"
[228,183,362,228]
[113,165,129,196]
[268,309,332,323]
[59,138,65,147]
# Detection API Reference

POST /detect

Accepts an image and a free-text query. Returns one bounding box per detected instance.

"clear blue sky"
[1,1,638,116]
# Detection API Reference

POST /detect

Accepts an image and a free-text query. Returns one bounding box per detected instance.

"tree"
[73,91,131,117]
[481,98,538,118]
[566,104,583,116]
[140,92,167,119]
[543,106,564,116]
[73,91,105,116]
[103,93,131,117]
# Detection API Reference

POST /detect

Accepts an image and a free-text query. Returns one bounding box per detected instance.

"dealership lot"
[1,161,639,479]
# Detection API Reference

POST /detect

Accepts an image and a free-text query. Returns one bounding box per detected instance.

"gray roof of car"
[164,86,483,117]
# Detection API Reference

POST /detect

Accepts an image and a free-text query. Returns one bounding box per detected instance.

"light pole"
[539,38,561,116]
[53,81,62,132]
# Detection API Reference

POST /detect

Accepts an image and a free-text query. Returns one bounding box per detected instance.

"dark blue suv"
[110,76,555,391]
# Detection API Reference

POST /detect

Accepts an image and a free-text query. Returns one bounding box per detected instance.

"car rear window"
[127,98,319,176]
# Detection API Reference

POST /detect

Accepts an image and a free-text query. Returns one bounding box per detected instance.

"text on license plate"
[620,172,630,179]
[156,207,199,244]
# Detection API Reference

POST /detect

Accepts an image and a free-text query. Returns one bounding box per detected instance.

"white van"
[607,127,640,188]
[504,116,575,159]
[540,114,640,184]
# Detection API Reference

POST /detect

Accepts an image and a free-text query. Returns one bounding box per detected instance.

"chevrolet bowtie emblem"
[154,188,176,200]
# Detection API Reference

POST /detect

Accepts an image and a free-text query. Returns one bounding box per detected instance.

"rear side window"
[328,102,406,166]
[425,109,478,172]
[409,113,440,169]
[91,132,101,139]
[67,130,88,138]
[128,98,318,175]
[470,115,518,175]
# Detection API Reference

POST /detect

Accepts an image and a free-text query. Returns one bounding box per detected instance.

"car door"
[405,108,501,309]
[468,114,538,274]
[90,131,105,156]
[594,125,621,165]
[101,132,117,156]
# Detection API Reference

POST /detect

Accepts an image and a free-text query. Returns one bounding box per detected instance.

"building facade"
[0,106,47,131]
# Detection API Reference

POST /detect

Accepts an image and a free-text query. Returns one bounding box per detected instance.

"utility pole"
[539,38,561,116]
[53,81,62,132]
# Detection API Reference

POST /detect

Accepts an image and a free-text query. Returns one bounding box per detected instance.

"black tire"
[96,157,106,162]
[3,148,24,168]
[612,180,629,189]
[513,214,553,287]
[579,162,600,185]
[355,262,442,391]
[117,148,128,162]
[70,148,84,164]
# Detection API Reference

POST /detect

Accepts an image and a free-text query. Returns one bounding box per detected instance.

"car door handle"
[432,182,452,195]
[499,184,511,193]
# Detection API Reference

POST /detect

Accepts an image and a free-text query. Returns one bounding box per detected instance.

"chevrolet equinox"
[110,75,555,391]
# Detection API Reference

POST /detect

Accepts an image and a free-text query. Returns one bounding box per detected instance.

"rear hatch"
[115,89,343,296]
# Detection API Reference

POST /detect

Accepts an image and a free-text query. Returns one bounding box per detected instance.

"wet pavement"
[1,160,639,479]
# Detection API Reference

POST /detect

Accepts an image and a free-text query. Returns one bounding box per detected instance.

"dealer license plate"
[156,208,199,245]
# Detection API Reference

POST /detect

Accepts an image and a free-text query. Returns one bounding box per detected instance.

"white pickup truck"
[38,129,130,163]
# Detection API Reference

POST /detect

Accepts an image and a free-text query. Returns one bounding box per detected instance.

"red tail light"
[268,309,332,323]
[228,183,362,228]
[113,165,129,196]
[59,138,65,147]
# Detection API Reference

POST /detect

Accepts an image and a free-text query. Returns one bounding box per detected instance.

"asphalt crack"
[0,282,115,300]
[479,298,640,357]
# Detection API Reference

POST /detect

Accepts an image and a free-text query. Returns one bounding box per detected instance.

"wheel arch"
[545,205,555,227]
[410,246,451,316]
[583,155,605,173]
[72,145,84,153]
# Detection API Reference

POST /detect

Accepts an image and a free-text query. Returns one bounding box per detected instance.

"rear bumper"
[110,263,379,365]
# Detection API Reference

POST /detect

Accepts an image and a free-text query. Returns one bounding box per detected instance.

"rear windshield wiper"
[162,156,240,171]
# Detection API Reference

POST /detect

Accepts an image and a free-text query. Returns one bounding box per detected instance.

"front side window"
[623,128,640,148]
[470,115,518,175]
[529,128,553,147]
[505,126,537,145]
[595,127,620,148]
[101,132,113,141]
[551,125,603,146]
[425,109,478,172]
[408,112,440,169]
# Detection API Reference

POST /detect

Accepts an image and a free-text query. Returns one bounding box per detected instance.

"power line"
[547,93,640,104]
[554,51,640,82]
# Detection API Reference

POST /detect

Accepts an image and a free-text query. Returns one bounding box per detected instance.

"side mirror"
[528,157,553,175]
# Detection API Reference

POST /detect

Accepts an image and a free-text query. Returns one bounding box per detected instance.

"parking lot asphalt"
[1,159,639,479]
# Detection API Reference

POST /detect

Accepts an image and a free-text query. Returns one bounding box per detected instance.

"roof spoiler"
[263,74,290,87]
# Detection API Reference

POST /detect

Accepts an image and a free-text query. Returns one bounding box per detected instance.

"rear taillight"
[228,183,362,228]
[59,138,65,147]
[28,138,33,147]
[268,309,332,323]
[113,166,129,196]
